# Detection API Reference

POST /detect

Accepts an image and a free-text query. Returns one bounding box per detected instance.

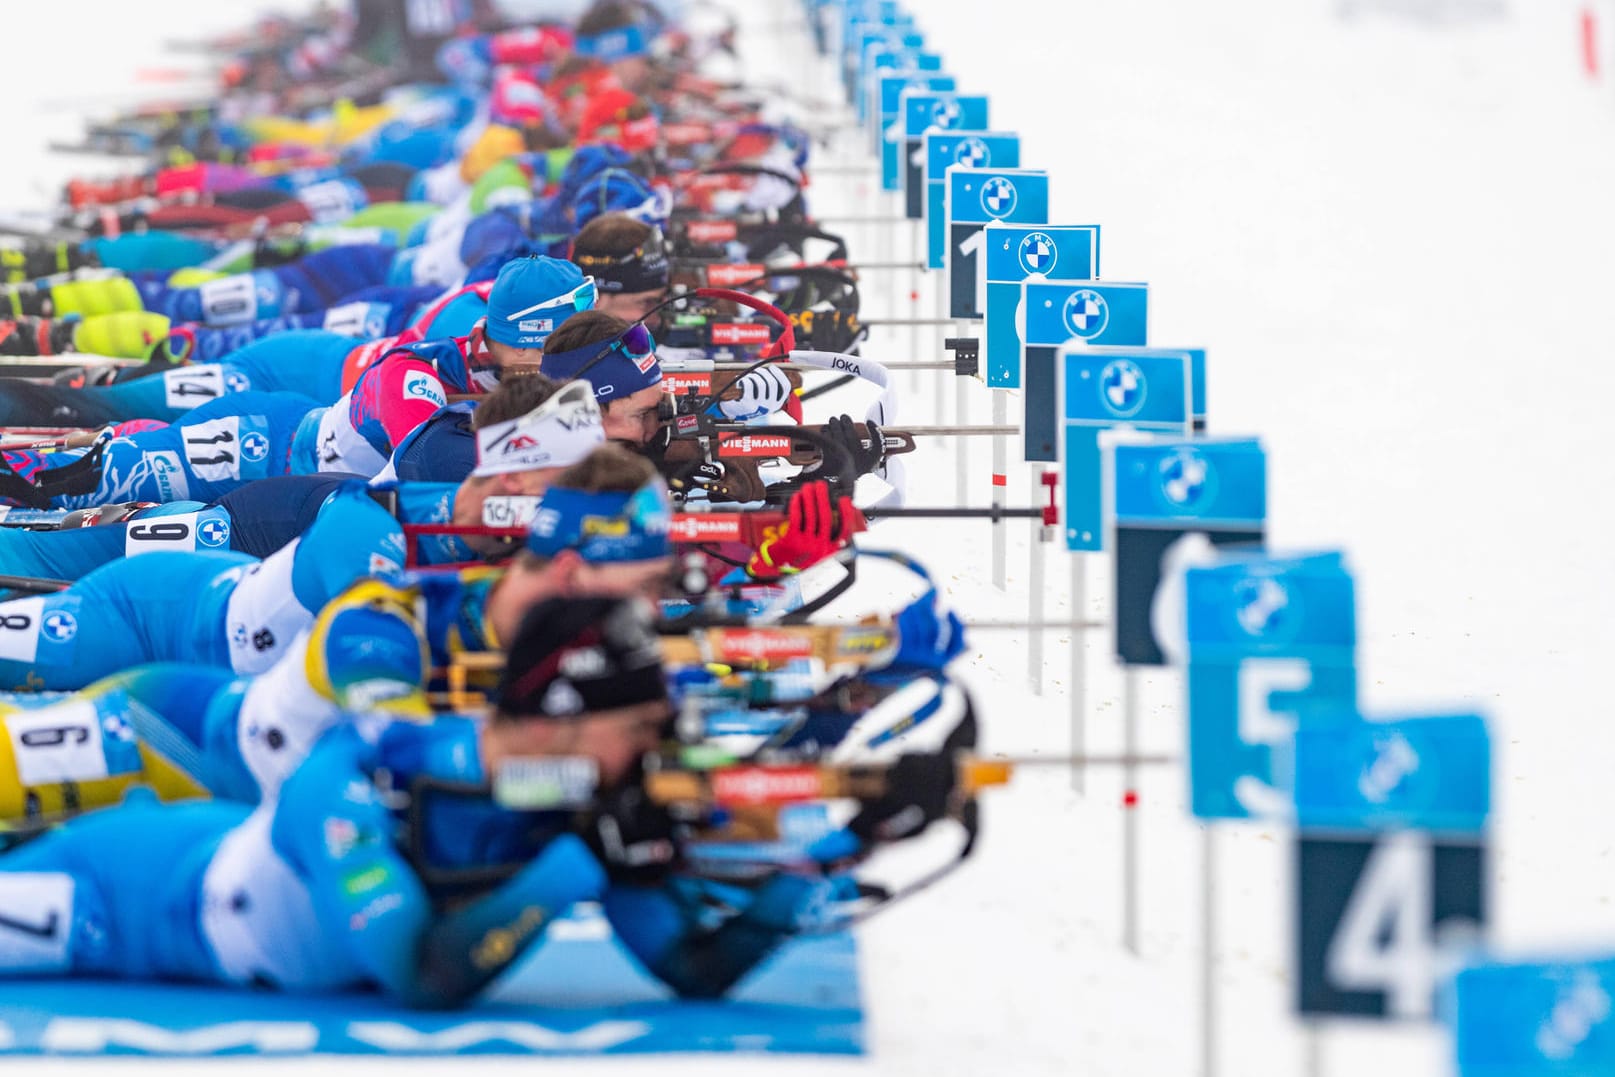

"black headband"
[573,230,670,295]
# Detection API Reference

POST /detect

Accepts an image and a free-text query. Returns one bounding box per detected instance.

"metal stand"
[1069,549,1085,788]
[991,391,1008,589]
[909,222,922,395]
[1122,666,1141,955]
[933,280,947,423]
[1027,471,1046,696]
[955,320,972,505]
[1304,1023,1325,1077]
[1200,825,1218,1077]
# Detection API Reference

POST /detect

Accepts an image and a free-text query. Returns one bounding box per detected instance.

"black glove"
[824,414,884,480]
[581,784,684,886]
[847,752,957,844]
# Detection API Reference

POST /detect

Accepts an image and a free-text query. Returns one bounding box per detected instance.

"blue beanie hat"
[541,332,662,404]
[558,145,634,203]
[485,256,595,349]
[573,169,666,234]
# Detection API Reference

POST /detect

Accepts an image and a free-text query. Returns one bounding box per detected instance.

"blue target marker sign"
[877,73,955,189]
[1293,710,1491,1022]
[1453,954,1615,1074]
[846,26,922,106]
[1020,281,1149,462]
[1185,549,1358,820]
[1107,438,1267,666]
[927,133,1021,295]
[857,42,937,125]
[980,223,1100,386]
[1291,712,1492,834]
[937,166,1047,276]
[1055,345,1191,552]
[900,92,989,219]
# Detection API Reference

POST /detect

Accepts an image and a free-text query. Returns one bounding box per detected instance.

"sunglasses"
[567,320,659,384]
[502,275,598,326]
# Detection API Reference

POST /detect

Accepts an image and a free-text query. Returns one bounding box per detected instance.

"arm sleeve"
[601,873,823,1000]
[354,353,448,451]
[273,730,608,1009]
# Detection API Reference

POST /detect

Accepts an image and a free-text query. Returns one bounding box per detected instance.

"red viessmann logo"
[710,323,773,347]
[717,433,794,458]
[686,220,738,244]
[668,514,744,543]
[713,629,814,660]
[706,264,765,288]
[711,766,824,806]
[662,372,711,395]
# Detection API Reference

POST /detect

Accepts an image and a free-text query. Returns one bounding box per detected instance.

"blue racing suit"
[1,391,318,510]
[0,483,405,690]
[0,716,834,1005]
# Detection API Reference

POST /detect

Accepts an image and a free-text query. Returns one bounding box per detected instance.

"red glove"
[746,481,863,580]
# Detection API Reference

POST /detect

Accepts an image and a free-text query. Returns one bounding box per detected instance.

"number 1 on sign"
[958,228,985,315]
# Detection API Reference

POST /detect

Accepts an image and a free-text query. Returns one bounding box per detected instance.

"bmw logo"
[980,176,1017,219]
[224,371,251,393]
[198,518,231,548]
[241,432,269,462]
[1231,575,1295,641]
[1017,232,1057,276]
[1157,449,1213,510]
[41,610,77,643]
[1098,358,1146,418]
[1063,289,1110,340]
[953,136,990,168]
[931,97,962,128]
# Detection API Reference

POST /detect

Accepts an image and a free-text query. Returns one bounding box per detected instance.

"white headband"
[473,380,605,478]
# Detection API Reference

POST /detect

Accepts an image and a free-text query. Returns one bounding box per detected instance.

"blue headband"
[527,481,671,562]
[540,333,662,402]
[574,23,650,62]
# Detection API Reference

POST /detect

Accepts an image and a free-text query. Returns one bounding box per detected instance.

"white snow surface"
[9,0,1615,1075]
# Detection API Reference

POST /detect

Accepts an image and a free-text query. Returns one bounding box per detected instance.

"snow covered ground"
[7,0,1615,1074]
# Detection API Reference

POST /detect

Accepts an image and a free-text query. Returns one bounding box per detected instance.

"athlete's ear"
[551,549,585,594]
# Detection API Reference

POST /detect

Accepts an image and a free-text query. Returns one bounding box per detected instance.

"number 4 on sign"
[1326,832,1435,1019]
[1297,830,1485,1020]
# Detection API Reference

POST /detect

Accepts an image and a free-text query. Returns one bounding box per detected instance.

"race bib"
[224,548,310,674]
[296,179,361,224]
[0,873,73,972]
[180,416,243,483]
[124,508,232,556]
[198,275,258,325]
[0,596,45,663]
[4,698,134,788]
[163,365,225,409]
[322,302,388,339]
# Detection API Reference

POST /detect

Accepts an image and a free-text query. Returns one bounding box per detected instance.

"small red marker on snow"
[991,473,1007,487]
[1122,790,1139,808]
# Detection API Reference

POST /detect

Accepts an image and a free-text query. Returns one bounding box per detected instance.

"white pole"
[1027,467,1045,696]
[954,320,971,504]
[1200,824,1218,1077]
[1304,1022,1324,1077]
[1069,549,1085,791]
[933,276,947,423]
[991,390,1008,589]
[909,222,922,395]
[1122,665,1141,955]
